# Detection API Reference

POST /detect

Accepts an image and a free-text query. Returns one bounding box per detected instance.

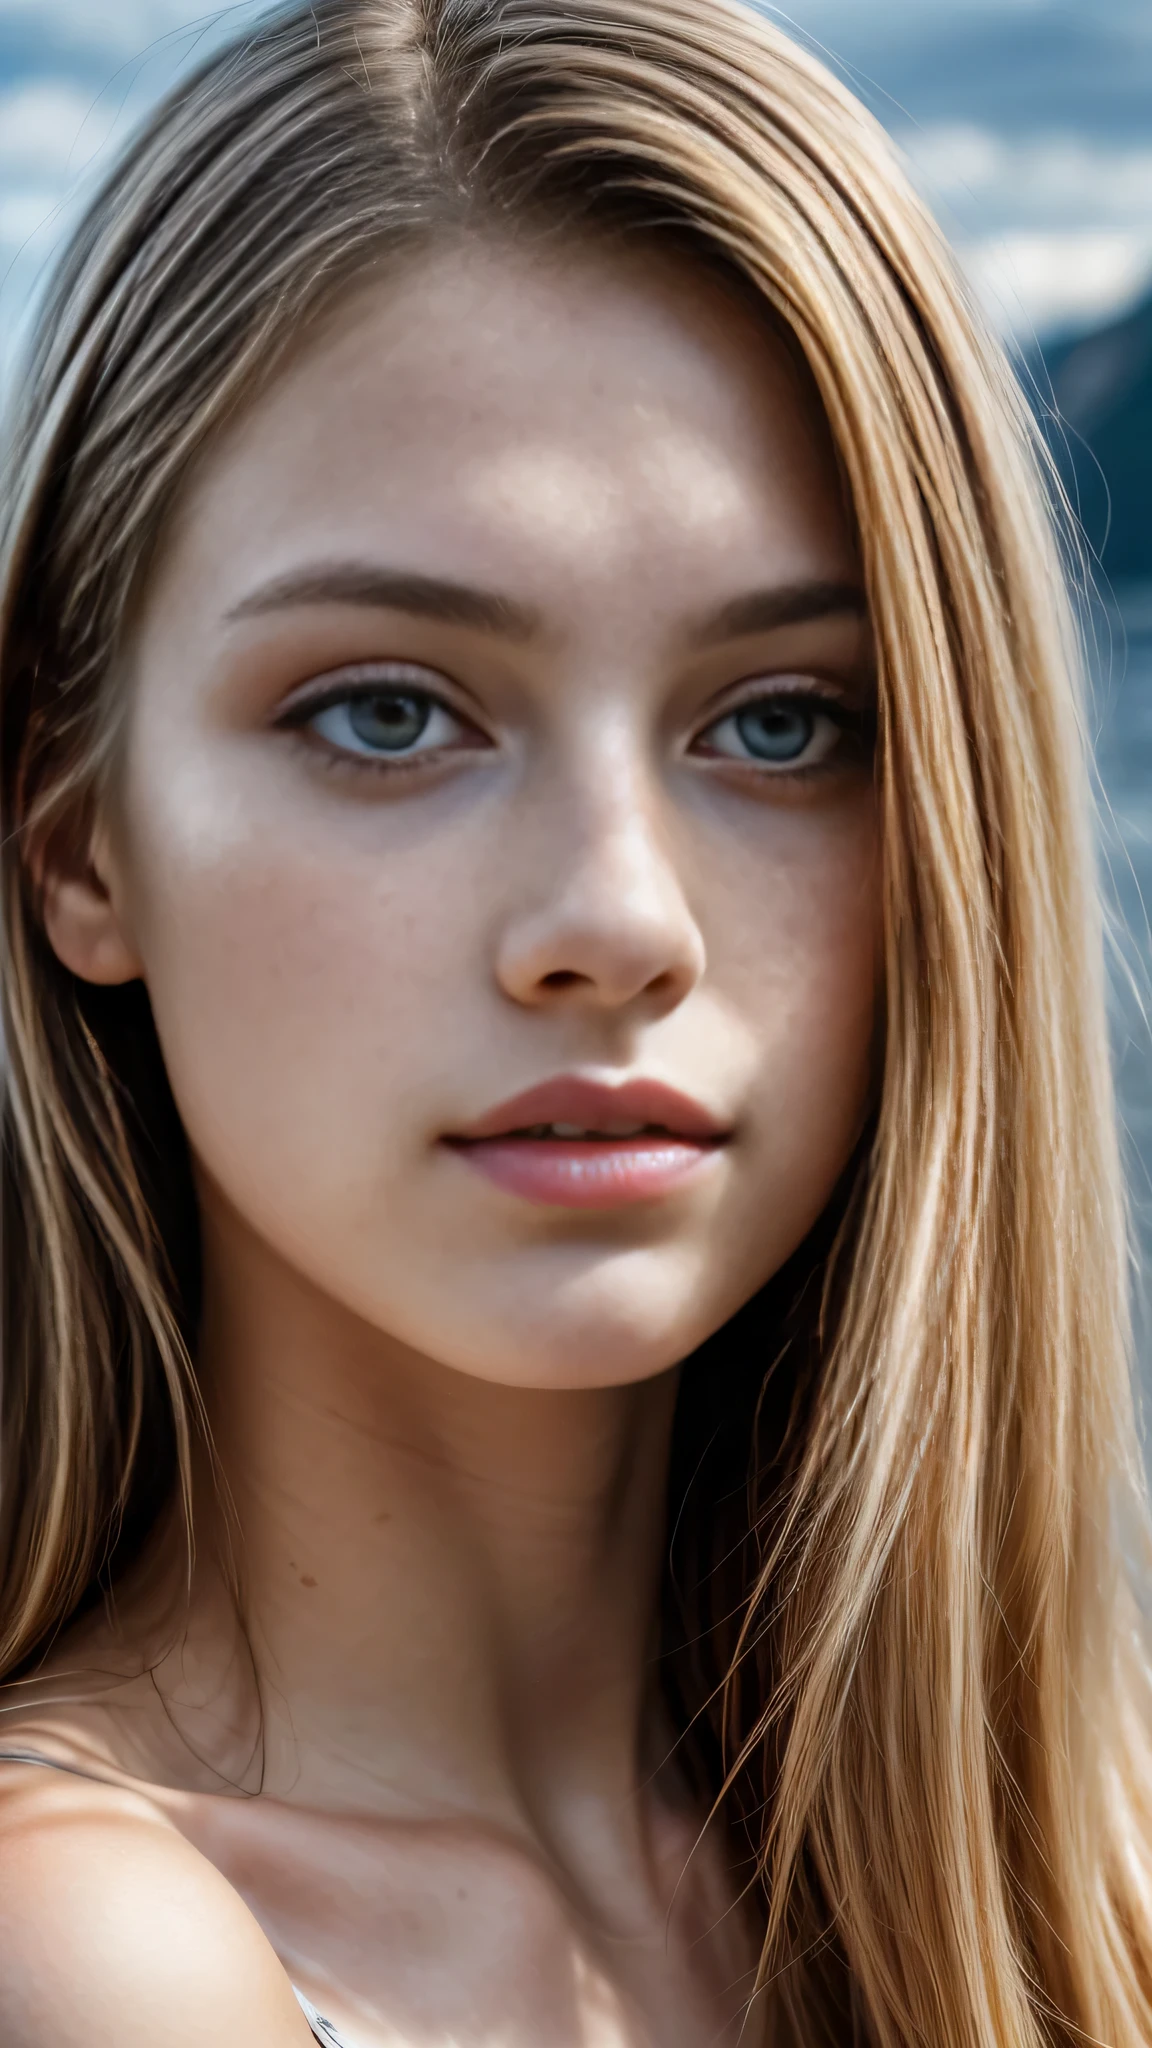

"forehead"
[147,236,855,635]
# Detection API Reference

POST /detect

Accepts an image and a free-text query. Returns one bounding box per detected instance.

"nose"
[494,774,706,1018]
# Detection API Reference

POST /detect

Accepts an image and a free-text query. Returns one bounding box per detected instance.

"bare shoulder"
[0,1763,314,2047]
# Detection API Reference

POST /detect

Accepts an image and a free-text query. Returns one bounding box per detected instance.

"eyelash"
[277,672,874,779]
[695,688,873,777]
[277,669,482,776]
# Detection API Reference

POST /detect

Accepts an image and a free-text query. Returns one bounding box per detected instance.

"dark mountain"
[1029,292,1152,582]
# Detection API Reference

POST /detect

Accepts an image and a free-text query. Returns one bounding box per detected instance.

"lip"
[447,1075,729,1144]
[442,1075,730,1211]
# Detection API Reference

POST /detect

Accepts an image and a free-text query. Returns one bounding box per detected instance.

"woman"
[0,0,1149,2041]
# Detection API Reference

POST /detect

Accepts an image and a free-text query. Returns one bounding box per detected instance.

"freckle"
[301,1574,318,1588]
[374,1512,393,1525]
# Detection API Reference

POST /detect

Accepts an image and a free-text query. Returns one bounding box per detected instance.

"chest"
[196,1806,760,2048]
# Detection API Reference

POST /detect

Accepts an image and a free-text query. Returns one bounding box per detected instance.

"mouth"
[442,1077,730,1210]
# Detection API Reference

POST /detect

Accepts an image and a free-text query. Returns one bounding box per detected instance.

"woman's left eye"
[301,685,470,760]
[697,693,853,770]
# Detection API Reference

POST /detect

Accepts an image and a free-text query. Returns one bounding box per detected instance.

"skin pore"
[0,238,879,2046]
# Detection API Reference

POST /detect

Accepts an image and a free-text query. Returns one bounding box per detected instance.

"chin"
[412,1259,745,1392]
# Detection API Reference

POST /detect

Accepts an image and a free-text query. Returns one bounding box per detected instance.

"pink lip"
[442,1075,729,1210]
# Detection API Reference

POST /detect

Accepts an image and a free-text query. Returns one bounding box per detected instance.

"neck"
[183,1197,681,1888]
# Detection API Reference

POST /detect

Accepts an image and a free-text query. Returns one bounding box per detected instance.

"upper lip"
[446,1075,730,1143]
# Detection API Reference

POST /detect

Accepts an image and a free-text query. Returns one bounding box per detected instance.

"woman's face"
[66,238,880,1389]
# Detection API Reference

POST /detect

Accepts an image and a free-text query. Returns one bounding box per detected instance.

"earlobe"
[40,837,144,988]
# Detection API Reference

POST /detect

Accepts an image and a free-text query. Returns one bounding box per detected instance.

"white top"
[294,1988,358,2046]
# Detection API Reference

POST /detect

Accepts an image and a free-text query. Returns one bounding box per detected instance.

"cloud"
[0,74,137,392]
[895,124,1152,336]
[0,76,134,280]
[964,230,1152,339]
[0,16,263,390]
[773,0,1053,41]
[0,188,62,245]
[0,3,252,59]
[903,125,1152,233]
[0,79,120,174]
[780,0,1152,143]
[778,13,1152,330]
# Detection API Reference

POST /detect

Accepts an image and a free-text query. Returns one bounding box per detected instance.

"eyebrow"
[223,560,866,644]
[691,578,866,644]
[224,564,540,639]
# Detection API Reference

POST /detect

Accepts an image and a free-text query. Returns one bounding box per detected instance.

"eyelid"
[690,679,876,782]
[710,671,845,705]
[689,674,857,742]
[273,661,474,726]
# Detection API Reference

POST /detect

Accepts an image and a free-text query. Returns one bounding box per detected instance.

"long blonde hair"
[2,1,1150,2040]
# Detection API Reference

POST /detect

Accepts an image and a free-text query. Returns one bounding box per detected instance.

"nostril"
[645,968,680,997]
[498,905,705,1012]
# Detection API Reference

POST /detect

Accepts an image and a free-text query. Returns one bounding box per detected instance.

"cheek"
[703,793,880,1278]
[119,738,880,1387]
[121,762,484,1259]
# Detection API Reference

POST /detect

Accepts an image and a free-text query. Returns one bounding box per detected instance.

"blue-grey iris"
[348,692,430,751]
[735,702,813,761]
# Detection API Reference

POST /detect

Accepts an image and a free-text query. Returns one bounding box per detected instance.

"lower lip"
[444,1134,723,1209]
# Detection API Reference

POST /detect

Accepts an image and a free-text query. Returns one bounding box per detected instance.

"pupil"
[348,692,430,751]
[736,702,812,761]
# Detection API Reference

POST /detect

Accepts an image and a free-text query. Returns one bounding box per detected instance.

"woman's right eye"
[292,682,475,763]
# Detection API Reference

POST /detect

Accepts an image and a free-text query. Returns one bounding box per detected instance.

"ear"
[40,822,144,987]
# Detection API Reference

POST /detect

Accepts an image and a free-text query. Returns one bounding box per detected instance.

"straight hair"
[2,2,1151,2040]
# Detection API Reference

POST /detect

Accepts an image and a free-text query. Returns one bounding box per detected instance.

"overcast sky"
[2,0,1151,385]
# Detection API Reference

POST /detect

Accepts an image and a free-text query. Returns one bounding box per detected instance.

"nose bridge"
[569,710,672,885]
[494,707,705,1012]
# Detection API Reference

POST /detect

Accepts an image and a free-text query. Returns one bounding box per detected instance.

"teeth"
[520,1121,653,1140]
[510,1122,655,1138]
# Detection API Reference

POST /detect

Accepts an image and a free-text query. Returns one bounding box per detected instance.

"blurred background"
[2,2,1152,1390]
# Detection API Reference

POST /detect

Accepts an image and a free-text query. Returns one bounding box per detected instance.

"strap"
[294,1987,359,2047]
[0,1746,105,1782]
